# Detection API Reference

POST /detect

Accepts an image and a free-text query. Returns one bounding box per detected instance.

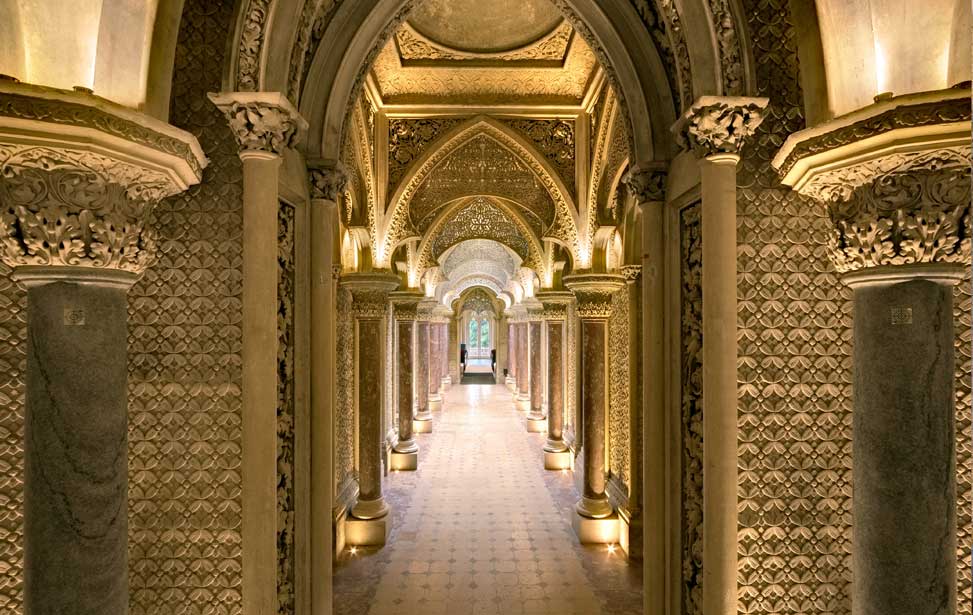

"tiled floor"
[334,383,642,615]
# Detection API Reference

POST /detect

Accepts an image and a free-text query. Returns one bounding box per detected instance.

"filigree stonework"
[828,158,971,273]
[673,96,769,158]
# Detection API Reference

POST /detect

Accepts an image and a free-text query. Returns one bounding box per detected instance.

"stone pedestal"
[341,273,399,547]
[0,82,205,615]
[565,274,626,535]
[414,320,433,432]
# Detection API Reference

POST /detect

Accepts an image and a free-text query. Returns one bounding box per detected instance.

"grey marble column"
[414,321,433,429]
[516,322,530,404]
[341,273,399,521]
[565,274,626,519]
[527,320,544,421]
[848,270,961,615]
[21,274,134,614]
[428,320,443,407]
[507,320,517,387]
[439,320,450,390]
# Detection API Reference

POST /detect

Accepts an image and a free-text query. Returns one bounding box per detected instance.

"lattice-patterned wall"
[565,304,578,446]
[127,0,245,611]
[0,266,25,612]
[608,287,631,491]
[955,274,972,614]
[277,203,296,614]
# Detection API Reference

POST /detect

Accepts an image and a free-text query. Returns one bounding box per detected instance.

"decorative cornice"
[389,290,424,320]
[208,91,308,157]
[0,86,206,276]
[672,96,769,158]
[339,272,399,320]
[308,162,349,201]
[537,290,574,320]
[563,273,626,320]
[623,164,667,203]
[827,156,970,274]
[773,88,972,203]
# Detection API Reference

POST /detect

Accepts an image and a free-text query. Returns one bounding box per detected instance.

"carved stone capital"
[0,83,206,277]
[563,273,626,320]
[208,91,308,157]
[308,161,349,201]
[623,165,667,203]
[672,96,769,159]
[417,298,440,321]
[537,291,574,321]
[827,157,970,274]
[339,272,399,320]
[390,291,424,320]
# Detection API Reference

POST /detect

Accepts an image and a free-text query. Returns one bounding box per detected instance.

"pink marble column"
[439,321,449,391]
[428,319,443,409]
[565,274,626,519]
[414,321,432,430]
[527,320,544,421]
[516,321,530,407]
[340,272,399,521]
[391,293,422,458]
[538,292,572,467]
[507,319,517,387]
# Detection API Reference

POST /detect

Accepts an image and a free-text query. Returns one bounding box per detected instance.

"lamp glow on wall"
[815,0,970,116]
[0,0,161,108]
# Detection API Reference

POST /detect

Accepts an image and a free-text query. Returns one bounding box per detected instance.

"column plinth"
[0,82,205,614]
[340,272,399,546]
[565,274,626,540]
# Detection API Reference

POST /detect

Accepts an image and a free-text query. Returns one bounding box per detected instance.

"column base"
[390,450,418,471]
[505,376,515,390]
[441,377,450,390]
[428,395,443,411]
[526,416,546,432]
[571,511,620,545]
[515,393,530,411]
[345,514,392,547]
[413,417,433,433]
[543,450,572,470]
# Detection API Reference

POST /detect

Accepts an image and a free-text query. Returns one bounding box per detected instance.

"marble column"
[564,274,626,537]
[506,318,517,389]
[526,308,545,431]
[390,292,423,470]
[428,316,443,411]
[538,292,573,469]
[0,82,204,613]
[307,163,345,615]
[770,89,971,615]
[414,320,433,432]
[674,96,767,614]
[437,314,451,390]
[624,164,668,607]
[340,272,399,546]
[516,320,530,408]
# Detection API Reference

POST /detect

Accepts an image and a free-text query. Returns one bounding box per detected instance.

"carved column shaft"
[0,83,205,614]
[308,163,344,615]
[674,96,767,615]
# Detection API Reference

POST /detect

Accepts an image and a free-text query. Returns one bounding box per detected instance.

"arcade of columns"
[0,4,970,615]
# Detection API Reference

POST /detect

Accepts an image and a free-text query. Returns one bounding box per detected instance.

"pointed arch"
[381,116,580,260]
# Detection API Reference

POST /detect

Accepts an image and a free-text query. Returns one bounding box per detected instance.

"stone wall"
[127,0,245,611]
[335,287,356,500]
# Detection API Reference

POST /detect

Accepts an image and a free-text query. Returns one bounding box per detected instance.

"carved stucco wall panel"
[388,117,465,196]
[335,287,356,494]
[128,1,245,612]
[608,287,630,490]
[736,1,854,612]
[500,119,577,197]
[276,202,296,614]
[955,271,972,614]
[565,303,577,445]
[0,268,24,611]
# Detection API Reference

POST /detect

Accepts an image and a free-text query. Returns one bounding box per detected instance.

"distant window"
[480,319,490,348]
[469,319,479,349]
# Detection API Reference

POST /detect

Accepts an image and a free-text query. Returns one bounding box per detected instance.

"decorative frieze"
[672,96,769,158]
[208,92,308,156]
[0,83,206,276]
[308,162,349,201]
[563,273,626,320]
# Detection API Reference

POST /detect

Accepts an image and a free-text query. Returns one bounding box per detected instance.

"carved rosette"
[672,96,769,159]
[339,272,399,320]
[308,163,349,202]
[623,165,667,203]
[828,156,971,274]
[537,291,574,321]
[0,83,206,278]
[390,290,423,321]
[563,274,626,320]
[208,92,308,157]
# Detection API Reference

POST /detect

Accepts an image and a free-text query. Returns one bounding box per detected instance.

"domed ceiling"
[408,0,563,53]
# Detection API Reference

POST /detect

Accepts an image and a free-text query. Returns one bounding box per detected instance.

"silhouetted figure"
[460,343,467,373]
[490,348,497,375]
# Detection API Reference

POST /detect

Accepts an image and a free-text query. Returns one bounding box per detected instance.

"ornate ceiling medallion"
[394,21,573,66]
